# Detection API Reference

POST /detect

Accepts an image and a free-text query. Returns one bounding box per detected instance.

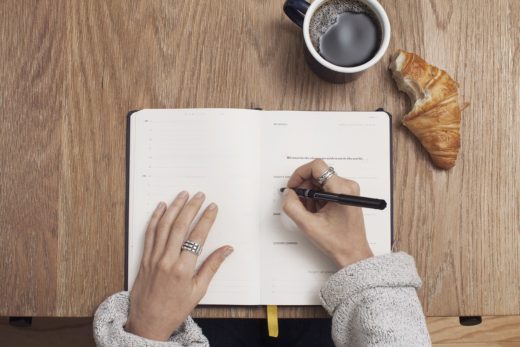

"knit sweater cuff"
[93,291,208,347]
[319,252,422,315]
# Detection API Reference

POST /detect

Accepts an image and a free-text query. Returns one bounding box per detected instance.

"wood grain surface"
[0,0,519,318]
[0,316,519,346]
[427,316,520,344]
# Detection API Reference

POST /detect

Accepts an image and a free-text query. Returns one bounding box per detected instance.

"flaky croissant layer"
[389,50,463,169]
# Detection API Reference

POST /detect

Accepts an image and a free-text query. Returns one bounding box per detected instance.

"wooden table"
[0,0,519,319]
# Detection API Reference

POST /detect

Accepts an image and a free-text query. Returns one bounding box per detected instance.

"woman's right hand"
[282,159,373,268]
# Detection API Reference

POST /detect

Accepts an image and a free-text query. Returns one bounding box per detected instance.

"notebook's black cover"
[376,108,394,249]
[124,108,394,290]
[125,110,140,290]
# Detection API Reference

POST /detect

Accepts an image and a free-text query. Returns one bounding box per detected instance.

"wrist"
[125,318,171,342]
[335,246,373,268]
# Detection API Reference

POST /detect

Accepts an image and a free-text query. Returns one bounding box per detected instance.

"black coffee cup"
[284,0,391,83]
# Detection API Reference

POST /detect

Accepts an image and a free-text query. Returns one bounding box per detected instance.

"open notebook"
[126,109,392,305]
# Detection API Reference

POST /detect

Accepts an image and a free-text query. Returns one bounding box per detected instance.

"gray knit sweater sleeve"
[93,292,209,347]
[320,252,431,346]
[94,252,430,346]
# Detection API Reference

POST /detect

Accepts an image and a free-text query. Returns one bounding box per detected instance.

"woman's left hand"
[125,191,233,341]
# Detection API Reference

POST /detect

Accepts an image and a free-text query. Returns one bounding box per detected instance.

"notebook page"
[128,109,262,305]
[259,111,392,305]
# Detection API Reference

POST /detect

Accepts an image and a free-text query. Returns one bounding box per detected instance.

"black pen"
[280,188,387,210]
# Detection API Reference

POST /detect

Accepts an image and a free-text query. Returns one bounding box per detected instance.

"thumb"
[195,246,233,297]
[282,189,314,230]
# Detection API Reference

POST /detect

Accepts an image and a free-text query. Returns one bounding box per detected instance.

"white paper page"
[128,109,262,305]
[259,111,392,305]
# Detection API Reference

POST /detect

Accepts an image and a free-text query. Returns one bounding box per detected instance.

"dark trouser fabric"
[194,318,335,347]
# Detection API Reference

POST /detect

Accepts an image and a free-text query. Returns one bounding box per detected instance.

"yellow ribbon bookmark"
[267,305,279,337]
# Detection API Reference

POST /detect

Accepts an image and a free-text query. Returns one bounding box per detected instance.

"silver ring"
[317,167,336,186]
[181,240,202,256]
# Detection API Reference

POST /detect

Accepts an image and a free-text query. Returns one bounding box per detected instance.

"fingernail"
[194,191,205,199]
[208,202,217,210]
[178,191,188,198]
[223,247,234,258]
[157,201,165,210]
[282,188,290,196]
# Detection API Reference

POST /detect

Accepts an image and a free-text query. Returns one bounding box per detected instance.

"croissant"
[389,50,462,169]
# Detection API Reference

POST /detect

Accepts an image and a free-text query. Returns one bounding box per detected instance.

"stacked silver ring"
[317,167,336,186]
[181,240,202,256]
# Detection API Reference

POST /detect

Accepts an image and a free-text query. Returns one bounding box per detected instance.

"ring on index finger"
[317,167,336,186]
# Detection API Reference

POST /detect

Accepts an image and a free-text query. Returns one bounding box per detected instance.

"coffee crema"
[309,0,382,67]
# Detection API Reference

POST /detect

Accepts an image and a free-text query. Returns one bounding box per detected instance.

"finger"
[152,191,189,262]
[179,202,218,269]
[304,197,314,212]
[142,202,167,267]
[330,177,361,196]
[281,189,315,232]
[194,246,233,298]
[295,180,317,212]
[316,199,327,211]
[297,180,316,194]
[287,159,340,192]
[163,191,206,261]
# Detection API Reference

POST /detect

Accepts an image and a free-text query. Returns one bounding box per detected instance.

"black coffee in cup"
[309,0,382,67]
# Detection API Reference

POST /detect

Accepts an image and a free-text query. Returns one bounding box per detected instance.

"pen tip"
[279,188,286,192]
